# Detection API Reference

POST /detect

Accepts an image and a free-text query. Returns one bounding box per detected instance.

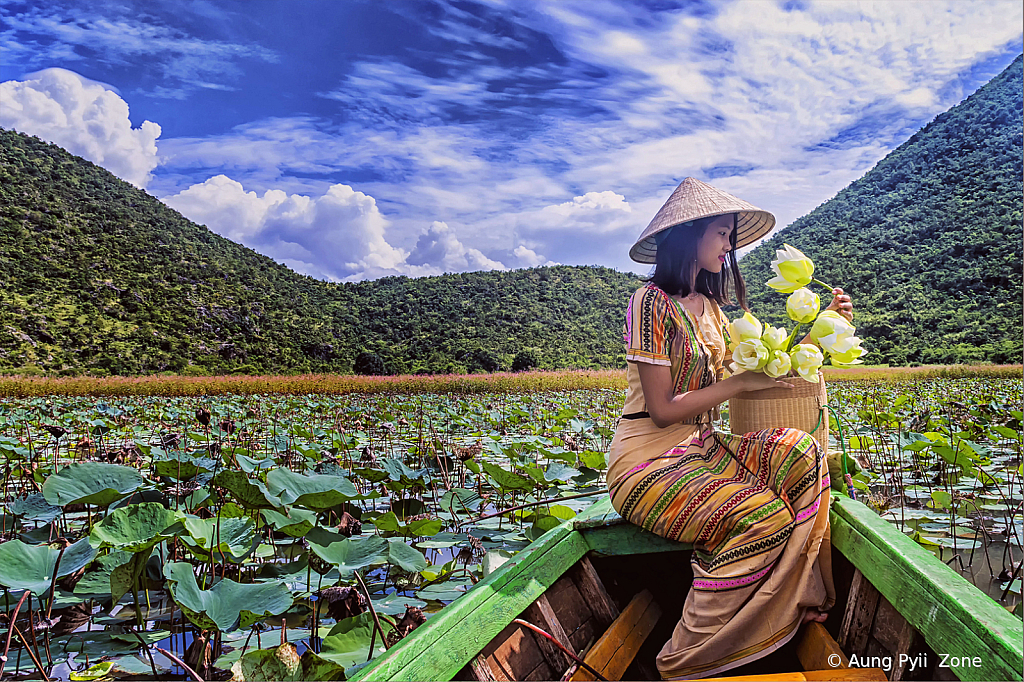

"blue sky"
[2,0,1021,281]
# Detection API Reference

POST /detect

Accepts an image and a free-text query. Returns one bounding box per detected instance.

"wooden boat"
[350,495,1023,682]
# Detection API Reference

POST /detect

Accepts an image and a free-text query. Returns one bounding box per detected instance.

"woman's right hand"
[731,371,795,392]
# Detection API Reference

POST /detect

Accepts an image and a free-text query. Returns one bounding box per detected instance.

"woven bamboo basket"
[728,378,841,488]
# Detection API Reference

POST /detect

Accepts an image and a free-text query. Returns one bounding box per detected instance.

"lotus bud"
[765,243,815,293]
[810,310,855,343]
[790,344,824,383]
[728,312,763,351]
[786,288,820,324]
[763,350,792,378]
[732,338,770,372]
[828,338,868,367]
[761,326,789,352]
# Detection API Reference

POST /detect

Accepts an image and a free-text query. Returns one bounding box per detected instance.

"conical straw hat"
[629,177,776,263]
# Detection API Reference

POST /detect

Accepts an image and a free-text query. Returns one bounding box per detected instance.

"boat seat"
[691,671,888,681]
[691,622,887,681]
[569,589,662,681]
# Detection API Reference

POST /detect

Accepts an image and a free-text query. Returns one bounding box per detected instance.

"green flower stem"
[812,278,835,292]
[784,323,803,353]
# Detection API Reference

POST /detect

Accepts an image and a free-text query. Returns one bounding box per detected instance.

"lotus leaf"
[180,515,258,560]
[214,470,284,509]
[386,537,428,572]
[153,451,217,479]
[90,502,182,552]
[163,561,293,632]
[6,493,62,523]
[352,466,390,484]
[373,511,402,534]
[529,515,563,539]
[407,517,443,537]
[305,528,388,576]
[265,467,358,510]
[236,453,277,474]
[481,461,533,491]
[41,462,144,507]
[382,458,430,482]
[547,504,577,520]
[369,592,427,616]
[109,548,153,604]
[51,630,165,659]
[390,497,426,518]
[0,435,30,460]
[230,643,346,682]
[578,450,607,470]
[416,581,470,602]
[69,661,114,681]
[108,488,168,511]
[544,462,580,482]
[257,556,339,590]
[438,488,481,515]
[0,537,97,594]
[318,612,383,669]
[261,507,317,537]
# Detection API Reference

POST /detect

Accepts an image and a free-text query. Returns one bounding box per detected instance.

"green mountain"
[0,136,641,376]
[1,56,1020,376]
[737,55,1023,366]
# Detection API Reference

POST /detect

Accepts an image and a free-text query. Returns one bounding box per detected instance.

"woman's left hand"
[825,288,854,322]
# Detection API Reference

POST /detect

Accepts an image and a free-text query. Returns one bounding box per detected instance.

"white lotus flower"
[766,243,814,293]
[791,344,824,383]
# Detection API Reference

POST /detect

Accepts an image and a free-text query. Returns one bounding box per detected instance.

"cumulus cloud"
[0,68,161,187]
[164,175,509,281]
[407,221,507,273]
[515,190,638,268]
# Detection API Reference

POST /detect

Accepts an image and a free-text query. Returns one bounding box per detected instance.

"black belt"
[621,411,650,420]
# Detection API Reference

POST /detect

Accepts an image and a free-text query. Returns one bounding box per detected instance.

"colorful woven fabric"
[608,283,835,680]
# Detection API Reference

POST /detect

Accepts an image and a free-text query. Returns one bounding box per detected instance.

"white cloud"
[11,2,1015,283]
[407,221,507,273]
[2,6,276,94]
[514,190,638,268]
[513,245,559,268]
[163,175,510,281]
[0,68,161,188]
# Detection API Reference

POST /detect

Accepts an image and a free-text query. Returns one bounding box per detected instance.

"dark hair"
[643,214,748,310]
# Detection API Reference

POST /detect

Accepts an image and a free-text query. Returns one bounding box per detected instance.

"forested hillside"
[0,136,641,376]
[738,55,1023,365]
[1,56,1020,376]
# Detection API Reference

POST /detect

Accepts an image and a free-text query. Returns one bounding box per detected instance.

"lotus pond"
[0,377,1020,680]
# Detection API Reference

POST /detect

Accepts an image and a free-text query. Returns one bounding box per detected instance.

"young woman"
[609,178,853,680]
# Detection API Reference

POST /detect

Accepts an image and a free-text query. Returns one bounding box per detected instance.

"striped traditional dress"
[607,283,835,680]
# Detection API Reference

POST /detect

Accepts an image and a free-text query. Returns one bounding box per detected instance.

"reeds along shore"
[0,364,1020,398]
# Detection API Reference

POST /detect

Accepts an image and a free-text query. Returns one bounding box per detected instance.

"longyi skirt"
[607,424,835,680]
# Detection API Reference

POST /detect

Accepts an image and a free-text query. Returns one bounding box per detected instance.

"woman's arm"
[637,362,794,429]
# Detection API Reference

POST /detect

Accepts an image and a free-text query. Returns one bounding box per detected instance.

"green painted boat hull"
[350,495,1023,682]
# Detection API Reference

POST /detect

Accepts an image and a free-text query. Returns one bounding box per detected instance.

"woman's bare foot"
[801,608,829,625]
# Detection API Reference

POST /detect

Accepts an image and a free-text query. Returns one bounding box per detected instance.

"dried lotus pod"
[317,586,367,621]
[336,511,362,537]
[44,424,67,439]
[304,540,333,575]
[386,606,427,646]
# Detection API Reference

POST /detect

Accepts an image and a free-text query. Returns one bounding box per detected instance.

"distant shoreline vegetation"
[0,365,1020,398]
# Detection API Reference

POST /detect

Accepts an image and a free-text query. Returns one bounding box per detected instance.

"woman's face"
[696,214,735,275]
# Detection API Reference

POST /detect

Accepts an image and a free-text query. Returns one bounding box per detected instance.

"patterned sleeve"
[623,287,672,366]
